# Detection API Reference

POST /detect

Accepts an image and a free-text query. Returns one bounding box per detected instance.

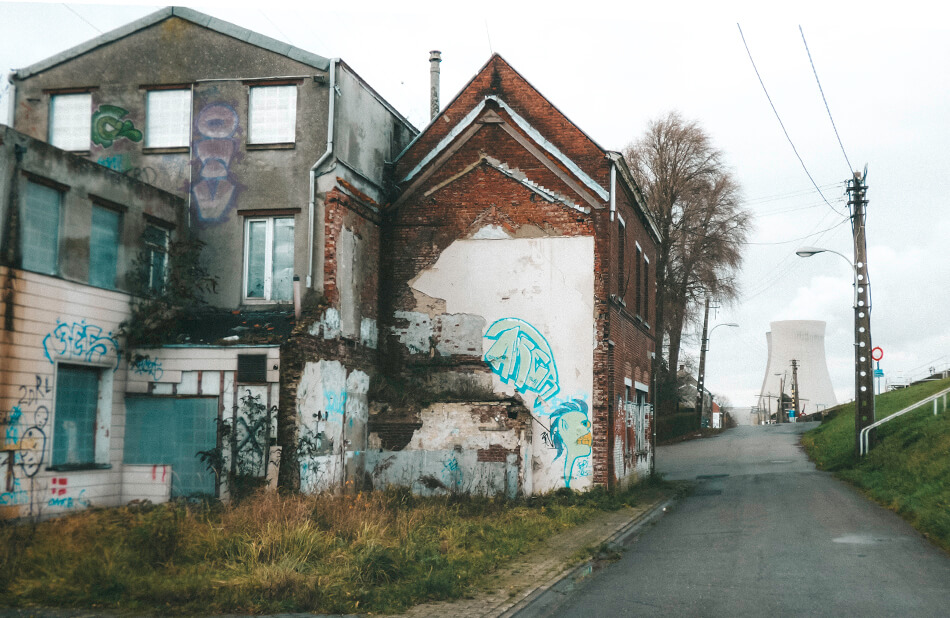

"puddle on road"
[832,534,905,545]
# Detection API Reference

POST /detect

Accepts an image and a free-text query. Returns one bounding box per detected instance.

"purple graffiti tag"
[191,102,243,224]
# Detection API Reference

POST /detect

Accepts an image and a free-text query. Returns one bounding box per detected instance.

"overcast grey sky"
[2,0,948,409]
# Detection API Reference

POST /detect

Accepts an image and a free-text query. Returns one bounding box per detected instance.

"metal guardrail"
[859,386,950,456]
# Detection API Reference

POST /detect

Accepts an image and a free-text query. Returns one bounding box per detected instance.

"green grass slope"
[802,377,950,551]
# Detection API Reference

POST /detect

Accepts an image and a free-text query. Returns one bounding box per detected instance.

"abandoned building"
[1,6,659,518]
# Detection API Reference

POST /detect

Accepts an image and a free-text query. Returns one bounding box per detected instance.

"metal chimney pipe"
[429,50,441,120]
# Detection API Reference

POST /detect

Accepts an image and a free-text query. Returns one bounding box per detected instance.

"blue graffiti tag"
[131,355,164,380]
[483,318,559,405]
[42,319,121,371]
[325,391,347,417]
[441,455,462,488]
[4,406,21,446]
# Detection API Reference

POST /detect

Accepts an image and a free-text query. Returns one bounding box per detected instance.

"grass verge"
[0,478,672,614]
[801,377,950,551]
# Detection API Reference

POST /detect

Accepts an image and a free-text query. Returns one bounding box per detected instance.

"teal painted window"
[52,365,100,466]
[90,206,120,288]
[22,181,61,275]
[244,217,294,301]
[124,397,218,497]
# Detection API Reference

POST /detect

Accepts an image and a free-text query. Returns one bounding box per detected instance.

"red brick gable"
[393,55,610,199]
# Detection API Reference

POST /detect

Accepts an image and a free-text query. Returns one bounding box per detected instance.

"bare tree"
[624,112,750,413]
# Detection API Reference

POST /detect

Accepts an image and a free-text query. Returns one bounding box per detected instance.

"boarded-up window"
[237,354,268,383]
[22,181,62,275]
[49,93,91,151]
[146,89,192,148]
[248,85,297,144]
[124,397,218,497]
[52,365,99,466]
[90,205,120,288]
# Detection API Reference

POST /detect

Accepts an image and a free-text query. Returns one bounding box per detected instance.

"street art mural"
[483,317,560,407]
[191,102,242,224]
[547,400,592,488]
[91,105,142,148]
[42,319,120,371]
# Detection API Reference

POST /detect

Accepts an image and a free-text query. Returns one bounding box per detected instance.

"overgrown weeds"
[0,478,671,614]
[802,377,950,551]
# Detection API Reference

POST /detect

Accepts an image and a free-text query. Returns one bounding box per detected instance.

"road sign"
[873,368,884,377]
[871,346,884,361]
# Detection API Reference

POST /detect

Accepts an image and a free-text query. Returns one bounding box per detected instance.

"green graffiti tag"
[91,105,142,148]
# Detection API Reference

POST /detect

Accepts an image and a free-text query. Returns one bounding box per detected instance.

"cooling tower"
[758,320,837,416]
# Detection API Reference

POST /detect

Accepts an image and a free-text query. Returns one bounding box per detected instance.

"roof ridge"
[14,5,330,81]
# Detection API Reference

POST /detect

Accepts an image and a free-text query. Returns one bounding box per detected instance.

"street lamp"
[797,242,875,454]
[696,322,739,425]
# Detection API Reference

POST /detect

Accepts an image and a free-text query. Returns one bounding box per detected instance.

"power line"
[800,26,854,176]
[737,23,845,218]
[259,9,297,48]
[62,4,102,34]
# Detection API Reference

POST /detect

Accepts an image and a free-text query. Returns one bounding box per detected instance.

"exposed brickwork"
[477,444,517,463]
[384,56,658,490]
[322,185,381,318]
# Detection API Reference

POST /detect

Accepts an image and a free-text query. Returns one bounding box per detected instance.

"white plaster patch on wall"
[471,224,511,240]
[360,318,378,349]
[392,310,432,354]
[410,236,595,493]
[309,307,341,340]
[435,314,485,356]
[403,404,521,452]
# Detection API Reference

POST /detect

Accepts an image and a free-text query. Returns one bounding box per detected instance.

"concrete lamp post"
[696,322,739,426]
[796,245,875,454]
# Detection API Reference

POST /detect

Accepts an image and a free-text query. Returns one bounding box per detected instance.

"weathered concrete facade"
[0,125,185,519]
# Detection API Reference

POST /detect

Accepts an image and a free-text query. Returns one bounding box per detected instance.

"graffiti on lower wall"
[42,319,121,371]
[191,102,242,224]
[483,317,560,407]
[131,354,164,381]
[92,105,142,148]
[2,375,53,518]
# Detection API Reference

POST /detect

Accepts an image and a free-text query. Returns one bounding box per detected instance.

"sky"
[2,0,949,410]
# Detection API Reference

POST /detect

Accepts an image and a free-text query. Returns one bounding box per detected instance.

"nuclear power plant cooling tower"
[758,320,837,416]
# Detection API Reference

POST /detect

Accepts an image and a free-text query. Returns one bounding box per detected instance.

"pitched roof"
[14,6,331,80]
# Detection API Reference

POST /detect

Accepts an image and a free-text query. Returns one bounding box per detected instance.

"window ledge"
[143,146,189,155]
[246,142,296,151]
[47,463,112,472]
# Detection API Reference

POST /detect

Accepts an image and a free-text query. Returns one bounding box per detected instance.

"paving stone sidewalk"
[396,497,666,618]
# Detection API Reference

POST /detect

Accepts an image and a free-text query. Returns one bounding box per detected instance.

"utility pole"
[777,374,786,423]
[848,171,875,454]
[695,296,711,428]
[791,359,801,422]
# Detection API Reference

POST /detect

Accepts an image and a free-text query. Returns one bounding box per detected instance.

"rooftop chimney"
[429,50,441,120]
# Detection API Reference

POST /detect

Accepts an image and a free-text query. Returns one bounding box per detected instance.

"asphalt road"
[540,423,950,617]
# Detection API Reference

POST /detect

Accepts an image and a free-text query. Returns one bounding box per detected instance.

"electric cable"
[737,23,845,218]
[800,26,854,176]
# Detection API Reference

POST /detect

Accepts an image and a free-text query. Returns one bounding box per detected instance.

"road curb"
[499,495,678,618]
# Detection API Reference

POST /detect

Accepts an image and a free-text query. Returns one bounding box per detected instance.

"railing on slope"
[860,386,950,456]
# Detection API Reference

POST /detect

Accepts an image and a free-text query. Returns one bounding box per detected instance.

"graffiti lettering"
[484,318,560,405]
[325,391,347,417]
[549,399,592,488]
[92,105,142,148]
[131,355,164,380]
[441,455,462,488]
[191,103,242,224]
[0,479,28,506]
[17,375,51,408]
[48,489,88,510]
[42,319,121,371]
[4,406,21,446]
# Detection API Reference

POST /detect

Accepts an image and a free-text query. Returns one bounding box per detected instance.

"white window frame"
[243,216,294,302]
[248,85,297,144]
[50,362,113,469]
[145,89,192,148]
[49,93,92,151]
